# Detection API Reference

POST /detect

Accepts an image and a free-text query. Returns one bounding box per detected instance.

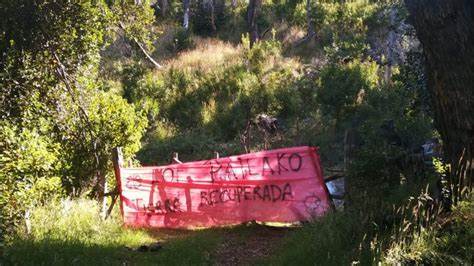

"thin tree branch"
[118,22,163,69]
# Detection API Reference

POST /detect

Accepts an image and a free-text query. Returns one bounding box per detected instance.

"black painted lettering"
[236,187,243,202]
[164,199,173,212]
[243,186,251,200]
[271,185,282,202]
[253,186,263,200]
[156,201,164,213]
[225,163,238,180]
[200,191,210,206]
[220,189,228,203]
[277,153,289,174]
[282,183,293,200]
[246,158,258,175]
[173,198,181,211]
[289,153,302,171]
[263,157,275,175]
[210,163,222,182]
[263,185,271,201]
[210,189,220,205]
[162,168,174,181]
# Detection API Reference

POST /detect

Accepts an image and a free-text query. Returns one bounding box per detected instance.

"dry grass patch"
[163,37,242,72]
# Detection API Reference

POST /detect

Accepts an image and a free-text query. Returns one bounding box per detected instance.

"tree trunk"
[183,0,191,30]
[306,0,315,38]
[384,6,397,84]
[209,0,216,32]
[405,0,474,203]
[202,0,217,32]
[158,0,168,17]
[246,0,261,47]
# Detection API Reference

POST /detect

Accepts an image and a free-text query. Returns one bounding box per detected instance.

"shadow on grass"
[2,223,294,266]
[3,229,222,266]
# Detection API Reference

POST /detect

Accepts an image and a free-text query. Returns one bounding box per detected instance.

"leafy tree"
[110,0,162,68]
[58,88,147,196]
[0,1,149,239]
[317,60,378,124]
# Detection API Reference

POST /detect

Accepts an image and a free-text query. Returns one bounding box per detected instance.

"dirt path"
[142,224,293,265]
[212,224,292,265]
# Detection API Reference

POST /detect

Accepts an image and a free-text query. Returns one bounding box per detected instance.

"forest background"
[1,0,472,264]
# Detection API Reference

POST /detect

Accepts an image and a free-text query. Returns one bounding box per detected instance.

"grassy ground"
[2,195,473,265]
[1,199,289,266]
[3,222,287,266]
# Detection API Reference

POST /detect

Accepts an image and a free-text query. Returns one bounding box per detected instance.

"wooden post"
[173,152,182,164]
[107,147,124,219]
[112,147,124,179]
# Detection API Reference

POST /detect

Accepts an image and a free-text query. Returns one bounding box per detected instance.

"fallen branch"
[118,22,163,69]
[133,38,163,69]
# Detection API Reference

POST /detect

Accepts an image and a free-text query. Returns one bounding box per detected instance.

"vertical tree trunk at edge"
[405,0,474,203]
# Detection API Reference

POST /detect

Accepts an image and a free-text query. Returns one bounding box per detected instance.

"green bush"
[317,59,378,124]
[0,121,64,242]
[59,88,148,193]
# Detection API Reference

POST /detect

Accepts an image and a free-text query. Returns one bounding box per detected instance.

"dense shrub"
[317,59,378,124]
[0,122,64,242]
[58,88,148,193]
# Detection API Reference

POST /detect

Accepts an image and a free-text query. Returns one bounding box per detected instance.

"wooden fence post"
[106,147,124,219]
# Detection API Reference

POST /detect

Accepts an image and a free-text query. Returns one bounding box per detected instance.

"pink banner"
[116,146,331,228]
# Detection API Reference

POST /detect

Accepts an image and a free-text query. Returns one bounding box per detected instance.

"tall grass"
[264,211,374,265]
[383,192,474,264]
[2,199,223,266]
[163,38,242,72]
[263,188,474,265]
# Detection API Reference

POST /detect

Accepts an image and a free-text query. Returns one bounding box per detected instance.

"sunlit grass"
[3,199,223,266]
[163,38,242,72]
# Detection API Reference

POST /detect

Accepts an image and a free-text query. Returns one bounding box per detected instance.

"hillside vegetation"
[1,0,472,265]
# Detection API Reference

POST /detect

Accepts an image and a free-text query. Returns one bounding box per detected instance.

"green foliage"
[317,60,378,123]
[3,199,153,265]
[121,61,148,103]
[3,198,224,265]
[1,1,469,265]
[347,57,434,206]
[0,121,64,242]
[0,1,152,241]
[169,27,195,52]
[265,211,377,265]
[59,88,147,193]
[191,0,226,36]
[0,1,109,123]
[243,34,282,75]
[319,0,379,60]
[132,39,309,164]
[109,0,156,49]
[383,193,474,264]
